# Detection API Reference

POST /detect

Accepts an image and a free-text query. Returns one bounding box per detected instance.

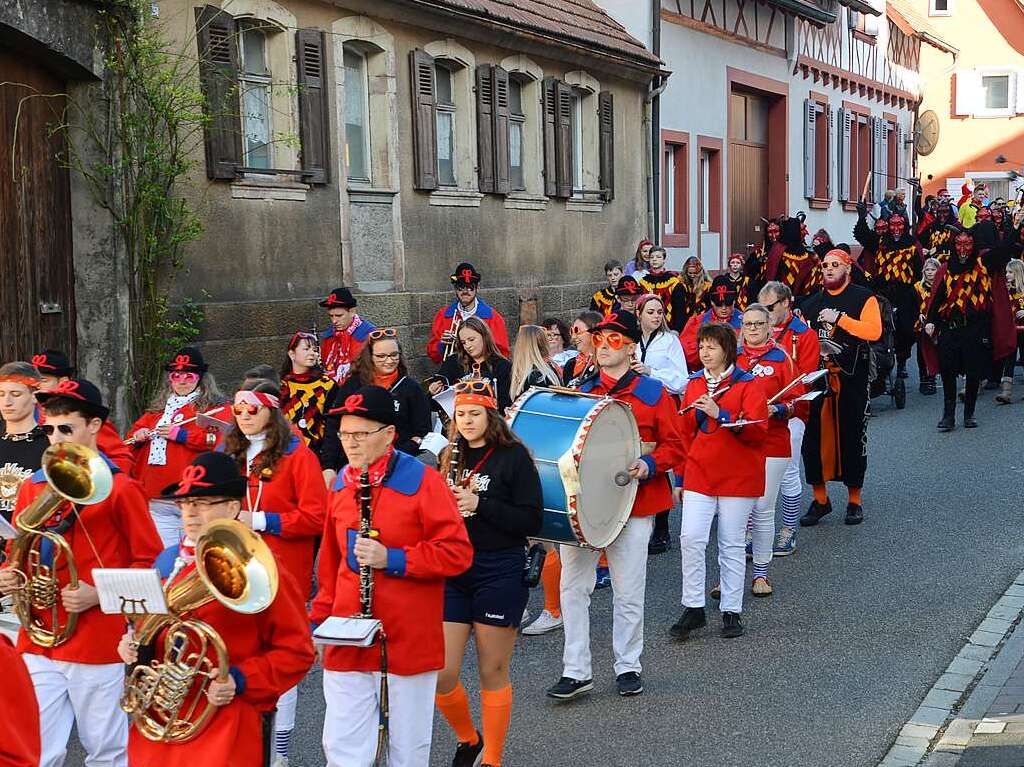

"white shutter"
[896,122,905,189]
[954,70,980,116]
[827,104,836,200]
[838,107,853,202]
[1015,71,1024,114]
[804,99,817,199]
[871,116,885,202]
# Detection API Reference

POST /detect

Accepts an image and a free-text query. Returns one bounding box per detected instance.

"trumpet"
[7,444,112,647]
[442,316,463,360]
[121,520,278,743]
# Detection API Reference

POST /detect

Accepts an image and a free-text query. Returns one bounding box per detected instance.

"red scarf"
[373,370,399,390]
[341,446,395,488]
[599,370,621,390]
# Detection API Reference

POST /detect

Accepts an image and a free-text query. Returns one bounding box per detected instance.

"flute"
[123,404,231,445]
[678,384,732,414]
[357,469,374,618]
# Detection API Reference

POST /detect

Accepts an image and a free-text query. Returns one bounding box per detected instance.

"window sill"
[968,110,1015,119]
[347,187,399,204]
[664,233,690,248]
[842,201,861,212]
[429,188,484,207]
[808,197,832,210]
[565,198,604,214]
[231,174,309,202]
[504,194,548,211]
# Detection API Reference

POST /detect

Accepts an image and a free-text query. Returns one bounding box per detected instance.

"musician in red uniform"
[318,287,377,383]
[32,349,134,473]
[671,323,768,641]
[222,380,327,764]
[313,386,472,767]
[547,311,686,701]
[680,276,744,371]
[0,379,162,767]
[0,634,40,767]
[118,451,315,767]
[427,263,510,364]
[128,347,226,547]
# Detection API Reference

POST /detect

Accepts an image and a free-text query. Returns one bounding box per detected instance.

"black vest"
[801,283,874,371]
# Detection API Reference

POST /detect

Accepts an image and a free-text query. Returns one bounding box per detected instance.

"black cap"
[160,452,246,500]
[708,275,739,307]
[328,385,398,425]
[590,311,641,343]
[319,287,357,309]
[451,262,482,286]
[32,350,75,378]
[164,346,208,374]
[36,378,109,421]
[615,275,642,297]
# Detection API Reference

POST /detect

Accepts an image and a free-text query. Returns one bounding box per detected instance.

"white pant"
[680,492,756,614]
[24,655,128,767]
[560,515,653,680]
[779,419,806,499]
[751,457,790,568]
[322,669,437,767]
[275,684,298,732]
[147,499,182,549]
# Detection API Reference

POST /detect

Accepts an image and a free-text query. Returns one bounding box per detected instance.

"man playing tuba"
[0,378,163,767]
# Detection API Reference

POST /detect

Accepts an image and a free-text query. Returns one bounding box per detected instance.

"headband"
[0,375,40,388]
[235,390,280,409]
[824,248,855,266]
[454,381,498,411]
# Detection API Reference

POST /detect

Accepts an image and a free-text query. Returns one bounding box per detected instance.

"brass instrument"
[441,315,463,360]
[121,519,278,744]
[7,443,113,647]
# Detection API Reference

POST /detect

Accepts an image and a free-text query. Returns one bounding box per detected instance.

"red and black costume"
[744,219,785,301]
[280,369,338,454]
[318,287,377,383]
[767,215,822,301]
[669,256,712,333]
[639,270,682,324]
[920,202,957,261]
[590,286,616,317]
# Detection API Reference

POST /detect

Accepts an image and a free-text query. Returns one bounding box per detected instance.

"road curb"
[878,569,1024,767]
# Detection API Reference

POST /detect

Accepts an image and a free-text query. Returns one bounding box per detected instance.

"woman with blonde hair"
[671,255,712,332]
[915,257,941,395]
[510,325,561,400]
[996,258,1024,403]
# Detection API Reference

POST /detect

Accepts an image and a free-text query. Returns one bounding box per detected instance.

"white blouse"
[636,329,689,394]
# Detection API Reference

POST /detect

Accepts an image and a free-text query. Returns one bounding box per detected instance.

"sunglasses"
[369,328,398,341]
[591,332,628,350]
[42,423,75,436]
[169,372,200,384]
[232,403,262,415]
[454,380,495,395]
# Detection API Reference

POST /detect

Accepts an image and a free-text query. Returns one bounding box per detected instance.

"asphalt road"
[68,369,1024,767]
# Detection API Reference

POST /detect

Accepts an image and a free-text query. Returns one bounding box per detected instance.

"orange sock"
[813,484,829,504]
[481,685,513,766]
[598,551,609,568]
[848,487,862,505]
[542,549,561,618]
[435,683,478,745]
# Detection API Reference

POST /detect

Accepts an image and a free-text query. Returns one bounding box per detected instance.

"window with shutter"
[541,77,558,197]
[555,81,574,198]
[195,5,242,180]
[508,77,526,191]
[803,99,816,200]
[838,107,852,202]
[410,49,438,191]
[342,44,372,183]
[476,64,495,193]
[492,66,511,195]
[871,116,885,203]
[598,91,614,202]
[296,28,329,184]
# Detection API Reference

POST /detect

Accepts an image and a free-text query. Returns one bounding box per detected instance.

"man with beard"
[800,249,882,527]
[924,227,1014,430]
[854,205,922,379]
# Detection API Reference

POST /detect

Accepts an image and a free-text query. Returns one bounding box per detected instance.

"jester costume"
[640,269,682,324]
[760,215,821,302]
[744,218,785,301]
[590,286,616,317]
[669,256,711,333]
[919,202,957,262]
[280,371,338,452]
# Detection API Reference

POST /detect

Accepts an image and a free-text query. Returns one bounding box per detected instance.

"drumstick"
[678,385,731,414]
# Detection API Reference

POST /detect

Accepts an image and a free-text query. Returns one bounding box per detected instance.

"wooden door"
[0,49,76,363]
[729,142,768,255]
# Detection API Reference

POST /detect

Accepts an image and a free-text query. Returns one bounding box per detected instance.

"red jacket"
[128,546,314,767]
[680,308,743,371]
[737,345,797,459]
[427,299,510,363]
[680,368,768,497]
[319,315,376,383]
[129,403,224,499]
[242,435,327,600]
[578,372,686,516]
[98,421,134,474]
[773,311,819,421]
[0,635,39,767]
[8,457,163,664]
[311,451,472,676]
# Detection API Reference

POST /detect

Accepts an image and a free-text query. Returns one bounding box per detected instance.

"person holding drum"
[546,311,686,700]
[429,317,513,413]
[561,311,603,387]
[435,380,543,767]
[671,323,767,642]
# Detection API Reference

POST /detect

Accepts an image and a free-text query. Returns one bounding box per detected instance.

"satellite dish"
[914,110,940,157]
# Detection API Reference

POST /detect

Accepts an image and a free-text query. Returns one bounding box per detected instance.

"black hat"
[615,275,642,297]
[35,378,109,421]
[164,347,208,375]
[781,214,806,249]
[319,287,357,309]
[451,262,482,287]
[328,385,398,425]
[590,311,641,343]
[32,350,75,378]
[708,275,739,307]
[160,452,246,500]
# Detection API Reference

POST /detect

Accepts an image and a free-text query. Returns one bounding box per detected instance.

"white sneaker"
[522,610,563,635]
[270,756,289,767]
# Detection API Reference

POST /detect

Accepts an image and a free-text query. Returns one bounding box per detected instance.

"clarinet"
[357,469,374,617]
[447,437,461,490]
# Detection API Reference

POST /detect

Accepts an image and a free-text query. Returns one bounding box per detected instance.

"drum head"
[574,400,640,548]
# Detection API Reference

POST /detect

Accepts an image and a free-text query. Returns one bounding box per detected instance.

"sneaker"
[270,757,289,767]
[522,610,563,636]
[709,583,721,600]
[799,499,832,527]
[546,676,593,700]
[721,611,744,638]
[751,576,773,597]
[669,606,707,640]
[521,607,530,625]
[451,732,484,767]
[844,503,864,525]
[616,671,643,697]
[595,566,611,590]
[648,529,671,555]
[937,413,955,432]
[744,529,753,560]
[773,526,797,557]
[964,415,978,428]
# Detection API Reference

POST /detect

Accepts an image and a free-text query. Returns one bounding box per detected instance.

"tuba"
[121,519,278,743]
[7,443,113,647]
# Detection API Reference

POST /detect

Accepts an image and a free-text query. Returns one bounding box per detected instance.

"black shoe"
[844,503,864,525]
[937,411,955,431]
[648,530,671,555]
[799,499,832,527]
[721,612,744,638]
[616,671,643,697]
[669,606,707,640]
[452,732,484,767]
[964,415,978,428]
[984,379,1000,390]
[920,379,937,395]
[546,676,593,700]
[897,363,908,379]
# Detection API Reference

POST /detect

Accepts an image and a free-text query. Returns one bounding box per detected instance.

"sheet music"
[197,405,233,432]
[419,431,449,458]
[433,386,456,419]
[314,616,381,647]
[0,515,18,540]
[93,569,169,616]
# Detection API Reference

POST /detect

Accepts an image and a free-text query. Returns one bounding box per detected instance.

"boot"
[996,378,1014,405]
[964,378,980,427]
[937,398,955,432]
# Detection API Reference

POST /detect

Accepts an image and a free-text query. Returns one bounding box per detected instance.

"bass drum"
[506,388,640,549]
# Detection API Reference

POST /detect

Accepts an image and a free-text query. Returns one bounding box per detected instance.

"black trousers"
[876,282,918,364]
[802,368,870,489]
